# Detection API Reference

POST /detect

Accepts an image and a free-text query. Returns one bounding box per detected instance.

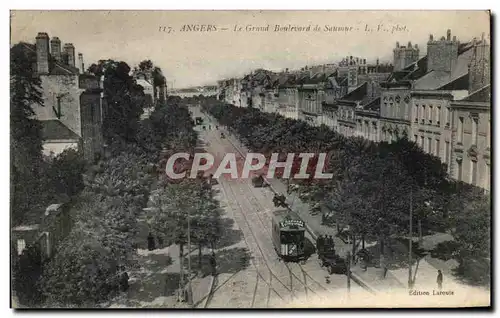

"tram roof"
[272,209,305,231]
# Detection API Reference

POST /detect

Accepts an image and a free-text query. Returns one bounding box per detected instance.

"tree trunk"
[362,235,365,250]
[179,243,184,286]
[198,243,202,272]
[418,219,422,244]
[379,235,384,268]
[351,235,356,262]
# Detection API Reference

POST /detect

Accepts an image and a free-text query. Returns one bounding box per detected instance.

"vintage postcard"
[10,10,491,309]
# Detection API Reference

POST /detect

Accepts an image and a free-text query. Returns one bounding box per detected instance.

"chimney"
[415,44,418,49]
[78,53,84,74]
[396,41,400,48]
[50,37,61,61]
[36,32,50,74]
[429,34,434,42]
[447,29,451,41]
[63,43,75,67]
[408,41,412,48]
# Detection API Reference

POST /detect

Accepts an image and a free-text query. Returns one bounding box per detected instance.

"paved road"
[189,106,370,308]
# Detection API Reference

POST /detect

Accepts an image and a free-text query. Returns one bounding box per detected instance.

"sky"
[10,10,490,89]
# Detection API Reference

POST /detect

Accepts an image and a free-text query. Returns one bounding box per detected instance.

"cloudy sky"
[11,10,490,88]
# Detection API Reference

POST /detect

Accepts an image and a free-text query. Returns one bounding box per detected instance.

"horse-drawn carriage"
[316,236,347,274]
[272,193,288,208]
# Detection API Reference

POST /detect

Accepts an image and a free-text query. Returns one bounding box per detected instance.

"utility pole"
[408,187,413,289]
[347,251,351,296]
[187,205,193,307]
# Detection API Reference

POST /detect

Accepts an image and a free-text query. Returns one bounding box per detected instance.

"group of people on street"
[202,124,219,130]
[316,234,335,254]
[147,232,164,251]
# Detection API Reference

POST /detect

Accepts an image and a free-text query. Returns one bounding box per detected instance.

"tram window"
[280,231,302,244]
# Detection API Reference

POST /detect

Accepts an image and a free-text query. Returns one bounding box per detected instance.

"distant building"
[393,41,420,71]
[21,32,104,162]
[134,72,154,106]
[410,30,476,171]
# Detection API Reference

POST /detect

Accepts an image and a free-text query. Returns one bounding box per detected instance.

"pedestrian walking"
[437,270,443,290]
[147,232,156,251]
[119,266,129,292]
[380,254,388,279]
[157,236,164,248]
[209,252,217,276]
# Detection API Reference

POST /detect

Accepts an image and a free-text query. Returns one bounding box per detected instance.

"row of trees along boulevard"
[199,96,490,287]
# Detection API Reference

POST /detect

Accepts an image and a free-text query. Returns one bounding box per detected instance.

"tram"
[271,210,306,261]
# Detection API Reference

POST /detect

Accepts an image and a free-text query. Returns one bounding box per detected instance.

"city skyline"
[11,10,489,88]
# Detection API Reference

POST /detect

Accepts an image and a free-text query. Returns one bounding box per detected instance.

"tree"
[88,59,145,142]
[138,60,153,73]
[39,227,121,307]
[148,179,222,282]
[10,43,46,224]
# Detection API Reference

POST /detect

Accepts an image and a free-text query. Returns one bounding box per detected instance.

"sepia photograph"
[9,10,491,309]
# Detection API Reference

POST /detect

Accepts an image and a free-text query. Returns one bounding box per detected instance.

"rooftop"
[21,42,80,75]
[41,120,81,141]
[463,85,491,102]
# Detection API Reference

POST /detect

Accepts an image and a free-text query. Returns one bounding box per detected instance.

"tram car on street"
[271,210,306,261]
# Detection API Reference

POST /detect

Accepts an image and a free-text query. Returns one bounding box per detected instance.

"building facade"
[25,32,104,162]
[450,90,490,191]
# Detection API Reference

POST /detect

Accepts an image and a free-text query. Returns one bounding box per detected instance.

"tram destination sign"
[280,219,304,228]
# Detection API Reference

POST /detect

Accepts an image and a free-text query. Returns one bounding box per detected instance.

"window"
[420,136,425,148]
[485,163,490,190]
[414,104,419,122]
[435,139,440,157]
[414,134,418,143]
[429,105,433,124]
[437,106,441,125]
[446,107,451,126]
[458,117,464,143]
[472,116,478,145]
[17,239,26,256]
[487,119,490,148]
[445,141,450,168]
[457,160,463,181]
[422,105,426,123]
[471,160,477,185]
